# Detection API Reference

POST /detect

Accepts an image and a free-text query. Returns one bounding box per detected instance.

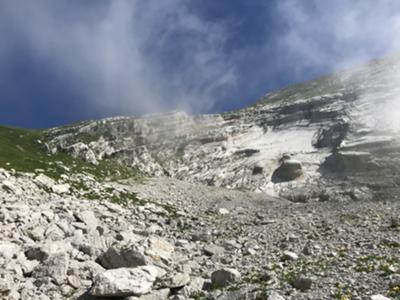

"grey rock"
[32,253,69,286]
[162,272,191,289]
[204,244,224,257]
[98,245,148,269]
[290,275,312,291]
[139,288,170,300]
[0,242,19,260]
[211,268,241,288]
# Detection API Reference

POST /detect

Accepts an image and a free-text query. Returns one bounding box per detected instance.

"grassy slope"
[0,126,140,181]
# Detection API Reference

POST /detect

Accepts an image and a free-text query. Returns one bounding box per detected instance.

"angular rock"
[203,244,224,257]
[34,174,56,189]
[32,253,69,286]
[282,250,299,261]
[145,237,174,263]
[162,272,190,289]
[90,266,159,297]
[74,210,98,230]
[0,242,19,260]
[98,245,148,269]
[51,183,70,194]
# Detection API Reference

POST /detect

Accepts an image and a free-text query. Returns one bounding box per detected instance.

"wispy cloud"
[274,0,400,77]
[1,0,400,123]
[0,0,236,116]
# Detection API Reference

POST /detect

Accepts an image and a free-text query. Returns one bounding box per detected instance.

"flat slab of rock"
[204,244,224,256]
[90,266,159,297]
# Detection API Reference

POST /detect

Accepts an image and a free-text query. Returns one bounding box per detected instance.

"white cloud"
[0,0,237,115]
[275,0,400,77]
[2,0,400,120]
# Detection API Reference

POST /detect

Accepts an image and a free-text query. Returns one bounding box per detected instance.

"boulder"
[0,242,19,260]
[32,253,69,286]
[34,174,56,189]
[211,268,241,288]
[51,184,70,194]
[203,244,224,257]
[290,275,312,291]
[90,266,159,297]
[272,159,303,182]
[98,245,148,269]
[161,272,190,289]
[145,237,175,263]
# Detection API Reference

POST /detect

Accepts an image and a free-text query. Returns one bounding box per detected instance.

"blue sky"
[1,0,400,128]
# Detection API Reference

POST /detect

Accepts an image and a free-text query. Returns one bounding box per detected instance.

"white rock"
[34,174,56,189]
[145,237,174,262]
[268,291,286,300]
[0,242,19,260]
[218,208,230,215]
[90,266,159,297]
[282,250,299,261]
[51,183,70,194]
[371,295,391,300]
[1,180,22,195]
[75,210,98,230]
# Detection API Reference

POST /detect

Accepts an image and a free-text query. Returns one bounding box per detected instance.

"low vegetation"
[0,125,141,182]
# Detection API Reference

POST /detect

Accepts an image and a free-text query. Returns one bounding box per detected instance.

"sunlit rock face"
[45,55,400,198]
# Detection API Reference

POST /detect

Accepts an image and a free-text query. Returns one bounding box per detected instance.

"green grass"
[0,125,141,182]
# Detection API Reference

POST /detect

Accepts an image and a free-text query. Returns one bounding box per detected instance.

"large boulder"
[271,159,303,182]
[90,266,159,297]
[211,268,241,288]
[98,245,148,269]
[32,253,69,286]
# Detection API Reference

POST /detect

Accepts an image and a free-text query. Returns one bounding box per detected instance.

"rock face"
[44,55,400,200]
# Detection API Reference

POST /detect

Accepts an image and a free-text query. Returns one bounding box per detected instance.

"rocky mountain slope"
[44,54,400,201]
[0,55,400,300]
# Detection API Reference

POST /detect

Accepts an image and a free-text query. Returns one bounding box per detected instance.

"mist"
[1,0,400,126]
